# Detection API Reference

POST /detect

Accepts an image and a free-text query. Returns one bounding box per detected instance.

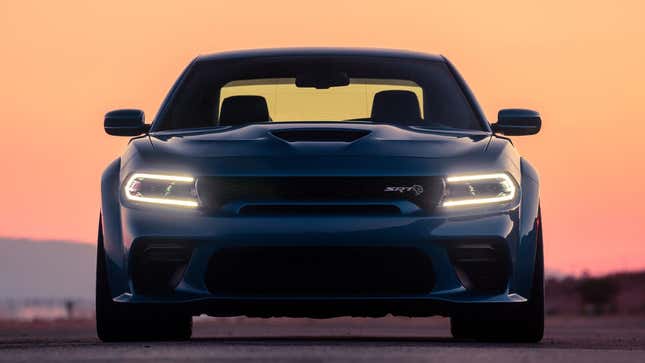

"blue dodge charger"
[98,48,543,342]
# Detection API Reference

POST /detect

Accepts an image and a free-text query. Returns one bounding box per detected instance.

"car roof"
[196,48,445,63]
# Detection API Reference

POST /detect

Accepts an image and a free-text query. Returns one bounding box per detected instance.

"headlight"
[124,173,199,207]
[442,173,516,208]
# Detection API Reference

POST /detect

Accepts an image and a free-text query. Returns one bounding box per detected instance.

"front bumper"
[111,207,524,317]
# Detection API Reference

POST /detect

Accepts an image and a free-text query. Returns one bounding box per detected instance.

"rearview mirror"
[296,71,350,89]
[104,109,147,136]
[492,109,541,136]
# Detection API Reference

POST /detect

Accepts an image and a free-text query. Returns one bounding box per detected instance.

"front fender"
[100,158,129,297]
[510,157,541,298]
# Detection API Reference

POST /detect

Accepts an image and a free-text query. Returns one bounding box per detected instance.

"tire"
[450,208,544,343]
[96,216,192,342]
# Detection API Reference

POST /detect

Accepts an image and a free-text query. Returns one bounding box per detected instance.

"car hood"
[149,123,490,158]
[135,123,496,177]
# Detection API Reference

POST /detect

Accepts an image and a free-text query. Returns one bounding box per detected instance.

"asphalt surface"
[1,316,644,362]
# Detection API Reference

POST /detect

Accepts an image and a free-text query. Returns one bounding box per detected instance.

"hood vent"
[271,129,370,142]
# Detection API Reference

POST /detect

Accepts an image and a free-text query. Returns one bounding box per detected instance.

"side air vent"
[447,240,511,292]
[271,129,370,142]
[131,239,194,296]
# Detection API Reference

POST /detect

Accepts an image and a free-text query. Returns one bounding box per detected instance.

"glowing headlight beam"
[442,173,516,208]
[124,173,199,208]
[127,173,194,183]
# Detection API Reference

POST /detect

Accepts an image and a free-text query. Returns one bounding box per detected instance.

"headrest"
[219,95,270,126]
[370,90,422,124]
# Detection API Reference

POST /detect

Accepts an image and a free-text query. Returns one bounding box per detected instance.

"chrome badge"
[384,185,424,196]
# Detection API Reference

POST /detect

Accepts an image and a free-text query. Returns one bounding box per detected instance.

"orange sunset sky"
[1,1,644,275]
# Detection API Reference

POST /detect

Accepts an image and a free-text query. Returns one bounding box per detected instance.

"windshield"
[154,55,483,131]
[220,78,424,122]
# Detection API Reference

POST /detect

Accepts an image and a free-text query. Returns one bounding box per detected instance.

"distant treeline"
[0,298,94,320]
[546,271,645,315]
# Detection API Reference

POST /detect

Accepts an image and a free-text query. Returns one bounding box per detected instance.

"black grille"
[205,246,434,296]
[238,204,401,215]
[196,176,444,212]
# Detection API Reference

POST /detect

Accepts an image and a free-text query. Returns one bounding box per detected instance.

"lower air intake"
[205,246,434,296]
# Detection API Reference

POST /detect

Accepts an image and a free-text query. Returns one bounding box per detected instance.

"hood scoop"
[271,129,371,143]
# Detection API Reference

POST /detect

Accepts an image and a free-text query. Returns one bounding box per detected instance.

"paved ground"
[1,316,644,362]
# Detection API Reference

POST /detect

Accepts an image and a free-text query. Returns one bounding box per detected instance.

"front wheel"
[96,216,192,342]
[450,209,544,342]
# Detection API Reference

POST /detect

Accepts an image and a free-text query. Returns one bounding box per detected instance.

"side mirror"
[104,109,148,136]
[492,109,541,136]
